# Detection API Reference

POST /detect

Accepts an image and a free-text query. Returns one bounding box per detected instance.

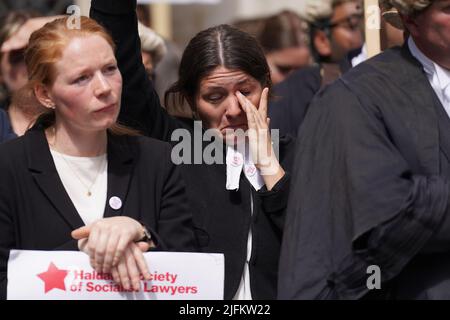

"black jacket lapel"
[103,133,135,218]
[25,129,85,229]
[399,45,443,175]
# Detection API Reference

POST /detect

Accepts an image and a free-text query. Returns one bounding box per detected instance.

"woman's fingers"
[71,226,90,240]
[94,231,109,272]
[258,88,269,120]
[102,233,120,273]
[117,255,131,291]
[131,243,151,281]
[109,244,151,291]
[111,267,121,285]
[236,92,257,128]
[125,248,141,291]
[113,235,130,267]
[136,241,151,252]
[236,91,268,130]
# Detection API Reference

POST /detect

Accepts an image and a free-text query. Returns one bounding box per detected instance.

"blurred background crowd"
[0,0,404,127]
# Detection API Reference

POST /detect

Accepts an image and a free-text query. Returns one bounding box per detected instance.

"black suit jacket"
[90,0,295,299]
[0,128,196,299]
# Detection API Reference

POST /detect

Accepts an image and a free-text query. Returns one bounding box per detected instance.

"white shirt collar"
[226,145,265,191]
[408,37,450,92]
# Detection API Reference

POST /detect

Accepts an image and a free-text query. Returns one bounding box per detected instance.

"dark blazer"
[91,0,295,300]
[0,128,196,299]
[279,44,450,299]
[0,109,16,143]
[268,66,321,137]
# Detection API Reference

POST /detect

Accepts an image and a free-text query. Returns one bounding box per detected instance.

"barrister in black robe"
[278,43,450,299]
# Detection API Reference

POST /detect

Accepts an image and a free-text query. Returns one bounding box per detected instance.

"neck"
[8,105,36,136]
[47,123,107,157]
[413,36,450,71]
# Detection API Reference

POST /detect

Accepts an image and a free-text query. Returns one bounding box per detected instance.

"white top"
[50,149,108,226]
[408,37,450,117]
[351,43,368,67]
[226,145,265,192]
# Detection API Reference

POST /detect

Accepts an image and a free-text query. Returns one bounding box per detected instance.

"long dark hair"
[165,24,272,114]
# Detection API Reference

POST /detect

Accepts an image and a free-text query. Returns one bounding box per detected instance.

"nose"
[225,95,244,119]
[93,72,112,97]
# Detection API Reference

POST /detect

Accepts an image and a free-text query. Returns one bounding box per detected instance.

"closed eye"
[103,65,118,75]
[72,74,91,85]
[205,94,224,103]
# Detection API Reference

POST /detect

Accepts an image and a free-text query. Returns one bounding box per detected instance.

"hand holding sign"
[72,216,151,291]
[110,242,151,291]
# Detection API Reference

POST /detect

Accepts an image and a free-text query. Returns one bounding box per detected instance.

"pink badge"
[246,165,257,177]
[231,154,243,167]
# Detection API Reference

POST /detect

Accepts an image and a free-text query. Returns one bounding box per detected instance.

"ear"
[400,14,420,38]
[34,83,55,110]
[313,30,332,57]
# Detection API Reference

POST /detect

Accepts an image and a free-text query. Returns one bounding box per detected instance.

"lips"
[94,103,116,113]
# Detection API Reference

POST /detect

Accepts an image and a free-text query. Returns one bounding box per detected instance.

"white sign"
[7,250,224,300]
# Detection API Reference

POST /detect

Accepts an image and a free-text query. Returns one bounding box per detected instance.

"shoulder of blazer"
[108,133,173,165]
[0,131,27,168]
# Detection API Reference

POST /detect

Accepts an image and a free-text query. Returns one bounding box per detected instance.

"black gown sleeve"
[256,173,290,231]
[90,0,180,141]
[279,80,450,299]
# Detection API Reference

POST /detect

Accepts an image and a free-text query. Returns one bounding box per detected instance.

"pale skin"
[34,34,151,291]
[195,66,285,191]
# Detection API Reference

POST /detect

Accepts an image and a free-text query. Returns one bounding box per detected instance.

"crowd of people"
[0,0,449,300]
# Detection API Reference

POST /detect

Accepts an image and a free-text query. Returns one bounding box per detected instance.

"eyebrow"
[66,59,116,76]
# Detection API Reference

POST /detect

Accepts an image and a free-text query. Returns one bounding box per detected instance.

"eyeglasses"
[329,13,364,31]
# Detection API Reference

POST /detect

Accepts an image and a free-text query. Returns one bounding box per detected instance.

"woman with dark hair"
[0,16,196,299]
[258,10,312,85]
[90,0,295,300]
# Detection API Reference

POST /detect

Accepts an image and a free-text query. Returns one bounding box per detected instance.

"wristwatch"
[138,225,152,244]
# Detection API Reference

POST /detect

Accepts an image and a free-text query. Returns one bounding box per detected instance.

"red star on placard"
[37,262,69,294]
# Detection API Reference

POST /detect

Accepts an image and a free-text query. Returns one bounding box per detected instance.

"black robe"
[278,44,450,300]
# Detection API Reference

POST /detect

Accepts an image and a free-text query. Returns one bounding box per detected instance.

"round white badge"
[109,196,122,210]
[246,165,257,177]
[231,154,243,167]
